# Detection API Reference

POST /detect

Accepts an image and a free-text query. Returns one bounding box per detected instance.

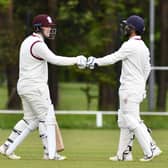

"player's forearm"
[47,55,77,66]
[33,42,77,66]
[96,52,122,66]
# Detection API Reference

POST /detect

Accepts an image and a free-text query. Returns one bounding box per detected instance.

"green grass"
[0,82,163,111]
[0,129,167,168]
[58,82,98,110]
[0,85,8,109]
[1,83,168,129]
[0,82,98,110]
[1,113,168,129]
[0,114,117,129]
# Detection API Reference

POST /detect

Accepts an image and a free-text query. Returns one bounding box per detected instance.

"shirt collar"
[129,35,141,40]
[32,32,44,41]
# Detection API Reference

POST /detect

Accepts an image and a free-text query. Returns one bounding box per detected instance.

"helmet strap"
[34,25,42,33]
[123,24,137,37]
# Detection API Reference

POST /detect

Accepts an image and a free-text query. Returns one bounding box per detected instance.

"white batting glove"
[87,56,98,69]
[76,55,87,69]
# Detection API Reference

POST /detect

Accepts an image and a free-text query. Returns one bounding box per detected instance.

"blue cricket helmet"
[124,15,145,35]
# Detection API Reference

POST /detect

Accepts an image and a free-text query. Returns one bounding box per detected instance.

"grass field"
[0,82,98,110]
[0,129,167,168]
[0,85,8,109]
[58,82,98,110]
[1,82,168,111]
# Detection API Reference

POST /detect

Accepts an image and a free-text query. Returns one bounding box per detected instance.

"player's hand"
[87,56,98,69]
[76,55,87,69]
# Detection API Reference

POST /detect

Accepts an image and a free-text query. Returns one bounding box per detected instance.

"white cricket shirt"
[17,33,77,94]
[96,36,151,92]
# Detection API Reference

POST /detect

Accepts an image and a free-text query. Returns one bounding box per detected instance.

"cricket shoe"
[43,153,67,160]
[139,154,154,162]
[109,153,133,161]
[0,145,21,160]
[153,146,162,157]
[140,146,162,162]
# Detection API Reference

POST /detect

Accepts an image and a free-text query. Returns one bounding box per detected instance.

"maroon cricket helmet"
[32,14,55,27]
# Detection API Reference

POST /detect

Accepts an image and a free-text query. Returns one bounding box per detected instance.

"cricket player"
[0,14,87,160]
[87,15,162,161]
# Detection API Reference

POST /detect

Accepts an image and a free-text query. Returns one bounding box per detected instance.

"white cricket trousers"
[117,89,153,157]
[19,85,51,121]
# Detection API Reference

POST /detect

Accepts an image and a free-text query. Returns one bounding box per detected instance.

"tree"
[0,0,50,109]
[56,0,151,110]
[0,0,21,109]
[1,0,164,111]
[97,1,121,110]
[156,0,168,111]
[47,0,59,108]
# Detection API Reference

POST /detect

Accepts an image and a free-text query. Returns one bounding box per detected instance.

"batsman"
[87,15,162,162]
[0,14,87,160]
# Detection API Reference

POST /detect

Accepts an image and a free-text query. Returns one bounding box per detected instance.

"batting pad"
[46,104,56,159]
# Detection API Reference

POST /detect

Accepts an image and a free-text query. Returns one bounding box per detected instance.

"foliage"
[0,0,10,8]
[0,26,24,64]
[0,0,165,110]
[56,0,121,85]
[0,0,49,65]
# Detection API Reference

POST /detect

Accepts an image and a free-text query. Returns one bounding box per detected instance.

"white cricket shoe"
[140,146,162,162]
[43,153,67,160]
[109,153,133,161]
[139,154,153,162]
[0,145,21,160]
[153,146,162,157]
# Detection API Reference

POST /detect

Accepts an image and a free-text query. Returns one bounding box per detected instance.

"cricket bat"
[56,121,64,152]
